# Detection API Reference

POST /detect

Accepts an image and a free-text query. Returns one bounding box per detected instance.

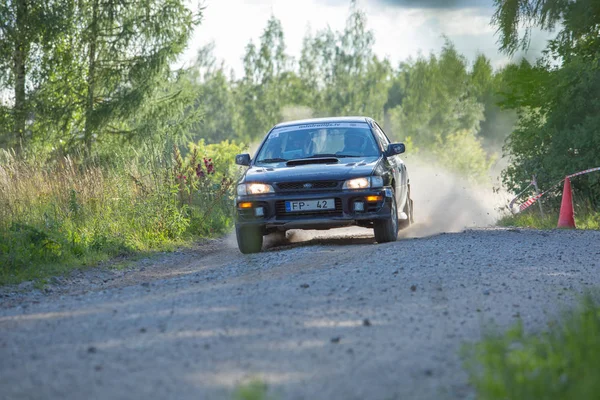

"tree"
[298,4,390,120]
[388,41,484,146]
[0,0,73,149]
[238,16,290,139]
[494,0,600,207]
[75,0,200,153]
[0,0,200,154]
[186,43,240,144]
[471,54,517,150]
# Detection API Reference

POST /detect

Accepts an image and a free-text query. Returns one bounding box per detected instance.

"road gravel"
[1,226,599,400]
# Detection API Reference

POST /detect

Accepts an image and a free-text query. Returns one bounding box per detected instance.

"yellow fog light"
[366,195,383,202]
[239,202,253,209]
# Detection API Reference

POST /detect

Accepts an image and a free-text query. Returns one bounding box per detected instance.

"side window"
[372,123,389,152]
[374,122,391,145]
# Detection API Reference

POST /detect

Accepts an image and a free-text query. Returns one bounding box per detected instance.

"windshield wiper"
[256,158,288,163]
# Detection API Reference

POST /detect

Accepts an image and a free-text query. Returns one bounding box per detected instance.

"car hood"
[243,157,380,183]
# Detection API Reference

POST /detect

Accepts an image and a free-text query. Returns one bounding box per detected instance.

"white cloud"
[431,8,496,36]
[177,0,552,75]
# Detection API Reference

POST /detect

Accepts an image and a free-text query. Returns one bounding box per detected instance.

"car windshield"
[255,122,380,163]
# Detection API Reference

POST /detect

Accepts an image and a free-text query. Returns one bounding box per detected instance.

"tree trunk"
[84,0,99,155]
[13,0,28,150]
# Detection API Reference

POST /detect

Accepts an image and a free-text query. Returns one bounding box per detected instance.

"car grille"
[275,198,343,218]
[276,181,339,191]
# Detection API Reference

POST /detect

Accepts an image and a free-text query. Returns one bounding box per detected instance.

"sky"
[180,0,555,76]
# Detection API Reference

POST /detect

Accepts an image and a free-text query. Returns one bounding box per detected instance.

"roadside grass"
[497,209,600,230]
[463,294,600,400]
[0,140,245,286]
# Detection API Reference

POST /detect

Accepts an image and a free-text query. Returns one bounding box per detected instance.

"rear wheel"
[235,225,263,254]
[374,193,399,243]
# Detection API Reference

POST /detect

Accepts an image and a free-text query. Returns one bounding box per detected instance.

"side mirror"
[235,153,251,166]
[385,143,405,157]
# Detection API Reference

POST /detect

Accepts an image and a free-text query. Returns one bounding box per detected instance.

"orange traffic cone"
[557,177,576,229]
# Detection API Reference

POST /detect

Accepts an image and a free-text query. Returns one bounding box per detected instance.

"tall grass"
[0,140,245,285]
[463,295,600,400]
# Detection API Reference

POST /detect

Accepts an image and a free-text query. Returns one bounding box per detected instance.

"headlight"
[343,176,384,190]
[371,176,384,188]
[343,177,370,189]
[237,183,274,196]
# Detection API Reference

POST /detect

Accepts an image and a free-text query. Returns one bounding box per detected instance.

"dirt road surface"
[2,226,599,400]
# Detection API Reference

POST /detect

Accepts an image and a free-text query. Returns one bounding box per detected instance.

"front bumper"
[235,187,394,231]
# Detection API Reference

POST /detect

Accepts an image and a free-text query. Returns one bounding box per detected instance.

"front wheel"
[373,193,399,243]
[398,187,413,230]
[235,225,263,254]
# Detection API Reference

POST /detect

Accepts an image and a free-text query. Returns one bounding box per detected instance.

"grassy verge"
[463,295,600,400]
[497,210,600,230]
[0,140,245,286]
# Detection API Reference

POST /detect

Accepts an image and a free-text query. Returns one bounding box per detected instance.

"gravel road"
[1,226,599,400]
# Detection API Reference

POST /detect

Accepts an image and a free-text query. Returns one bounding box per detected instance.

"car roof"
[273,116,372,128]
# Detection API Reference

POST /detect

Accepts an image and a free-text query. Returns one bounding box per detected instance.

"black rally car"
[233,116,413,253]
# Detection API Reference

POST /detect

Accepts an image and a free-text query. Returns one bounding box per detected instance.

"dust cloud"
[398,155,511,238]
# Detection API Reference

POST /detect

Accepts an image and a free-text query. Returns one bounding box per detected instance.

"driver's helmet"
[344,130,367,153]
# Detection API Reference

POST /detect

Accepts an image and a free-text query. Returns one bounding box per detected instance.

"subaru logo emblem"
[303,183,313,189]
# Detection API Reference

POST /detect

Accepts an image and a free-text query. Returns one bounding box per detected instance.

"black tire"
[398,187,413,230]
[374,193,399,243]
[235,225,263,254]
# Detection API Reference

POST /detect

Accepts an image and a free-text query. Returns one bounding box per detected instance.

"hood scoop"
[286,157,339,167]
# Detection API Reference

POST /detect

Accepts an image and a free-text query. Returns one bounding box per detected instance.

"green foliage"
[497,212,561,230]
[0,0,201,154]
[494,0,600,210]
[387,41,485,146]
[464,294,600,400]
[0,140,244,285]
[188,49,240,143]
[383,42,498,182]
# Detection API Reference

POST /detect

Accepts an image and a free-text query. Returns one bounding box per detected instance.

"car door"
[372,121,407,210]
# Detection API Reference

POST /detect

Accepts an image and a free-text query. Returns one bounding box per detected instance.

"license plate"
[285,199,335,212]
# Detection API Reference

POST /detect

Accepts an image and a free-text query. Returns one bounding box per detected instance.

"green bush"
[463,295,600,400]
